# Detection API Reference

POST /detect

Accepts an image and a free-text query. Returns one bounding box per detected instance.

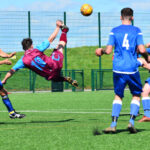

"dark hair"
[121,8,133,20]
[21,38,33,50]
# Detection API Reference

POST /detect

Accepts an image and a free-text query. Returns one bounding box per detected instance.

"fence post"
[91,69,95,91]
[98,12,103,89]
[64,12,67,71]
[82,70,84,91]
[98,12,101,69]
[28,11,32,91]
[72,70,75,92]
[32,73,36,93]
[64,12,68,89]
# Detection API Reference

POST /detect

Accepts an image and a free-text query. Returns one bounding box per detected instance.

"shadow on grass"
[93,128,146,136]
[0,119,74,125]
[116,128,145,134]
[120,113,143,116]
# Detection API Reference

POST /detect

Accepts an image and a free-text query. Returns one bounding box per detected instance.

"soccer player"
[138,46,150,122]
[95,8,148,133]
[0,49,25,119]
[2,20,78,87]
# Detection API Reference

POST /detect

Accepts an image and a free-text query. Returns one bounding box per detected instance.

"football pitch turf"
[0,91,150,150]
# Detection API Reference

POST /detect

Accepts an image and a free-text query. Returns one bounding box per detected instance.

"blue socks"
[130,100,140,126]
[2,95,14,113]
[111,99,140,127]
[111,100,122,127]
[142,97,150,118]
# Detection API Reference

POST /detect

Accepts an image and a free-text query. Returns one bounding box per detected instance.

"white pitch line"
[0,110,111,113]
[0,110,131,114]
[0,108,131,111]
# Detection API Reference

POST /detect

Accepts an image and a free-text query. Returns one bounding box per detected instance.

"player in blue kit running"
[0,49,25,119]
[95,8,148,133]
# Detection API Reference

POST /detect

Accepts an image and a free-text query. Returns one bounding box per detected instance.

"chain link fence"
[0,11,149,91]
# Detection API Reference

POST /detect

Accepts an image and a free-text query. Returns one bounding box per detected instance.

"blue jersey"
[13,40,50,71]
[107,25,144,74]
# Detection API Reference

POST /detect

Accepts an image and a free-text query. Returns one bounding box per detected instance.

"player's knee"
[142,91,149,97]
[1,95,8,99]
[114,94,122,100]
[115,91,124,99]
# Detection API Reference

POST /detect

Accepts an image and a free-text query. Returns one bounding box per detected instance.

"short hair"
[121,8,133,21]
[21,38,33,50]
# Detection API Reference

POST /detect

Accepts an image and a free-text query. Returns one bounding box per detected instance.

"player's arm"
[145,48,150,63]
[36,20,63,53]
[95,30,114,56]
[137,57,150,70]
[48,20,62,43]
[136,29,149,62]
[0,59,12,65]
[2,57,26,84]
[1,70,15,84]
[95,46,113,56]
[0,49,16,58]
[138,45,149,62]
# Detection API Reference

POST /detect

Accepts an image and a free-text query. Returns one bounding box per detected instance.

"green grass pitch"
[0,91,150,150]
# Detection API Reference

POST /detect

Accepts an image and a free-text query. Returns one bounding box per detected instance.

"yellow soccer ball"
[80,4,93,16]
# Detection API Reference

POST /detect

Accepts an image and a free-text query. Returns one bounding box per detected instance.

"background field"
[0,91,150,150]
[0,46,114,90]
[1,47,149,91]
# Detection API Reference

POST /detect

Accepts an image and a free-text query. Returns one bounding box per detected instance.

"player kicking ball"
[96,8,148,134]
[2,20,78,88]
[0,49,25,119]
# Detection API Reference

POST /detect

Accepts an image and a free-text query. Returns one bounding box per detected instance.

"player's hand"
[2,79,6,84]
[95,48,103,56]
[146,43,150,48]
[56,20,63,27]
[8,52,16,58]
[147,64,150,70]
[148,56,150,63]
[3,59,12,65]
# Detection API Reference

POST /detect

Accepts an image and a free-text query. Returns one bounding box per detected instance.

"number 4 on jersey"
[122,34,129,50]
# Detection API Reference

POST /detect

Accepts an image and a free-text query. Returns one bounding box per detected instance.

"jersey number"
[122,34,129,50]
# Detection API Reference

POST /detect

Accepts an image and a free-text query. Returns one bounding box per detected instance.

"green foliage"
[0,91,149,150]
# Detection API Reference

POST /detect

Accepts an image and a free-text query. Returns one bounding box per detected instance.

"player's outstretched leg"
[103,99,122,134]
[60,23,69,33]
[59,25,78,87]
[0,88,25,119]
[65,77,78,87]
[51,76,78,87]
[53,23,78,87]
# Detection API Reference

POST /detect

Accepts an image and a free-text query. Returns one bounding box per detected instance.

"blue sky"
[0,0,150,12]
[0,0,150,52]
